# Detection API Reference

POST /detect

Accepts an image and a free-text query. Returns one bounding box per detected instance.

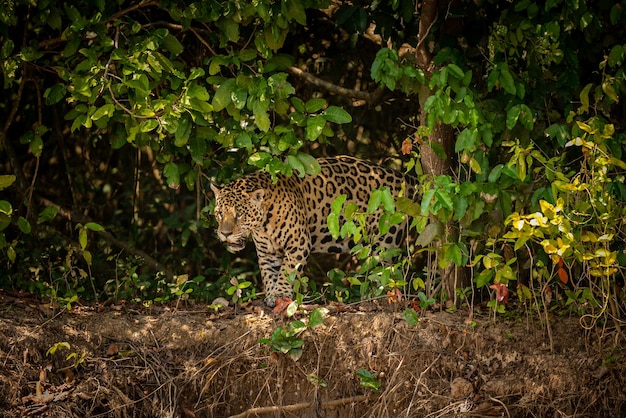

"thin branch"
[1,67,30,194]
[37,196,174,278]
[286,66,384,104]
[105,0,160,24]
[228,394,375,418]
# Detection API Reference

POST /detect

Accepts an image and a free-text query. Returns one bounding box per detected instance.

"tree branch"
[1,68,30,195]
[286,66,384,104]
[228,394,374,418]
[37,196,174,278]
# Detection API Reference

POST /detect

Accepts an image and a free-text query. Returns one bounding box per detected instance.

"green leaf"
[402,308,419,326]
[381,188,395,212]
[164,162,180,188]
[162,33,184,55]
[367,189,382,213]
[0,200,12,215]
[212,79,235,111]
[435,189,453,210]
[415,222,442,247]
[327,212,340,240]
[445,243,462,266]
[291,97,306,113]
[17,216,31,234]
[420,189,435,216]
[447,63,464,79]
[0,175,16,190]
[498,64,516,95]
[296,152,321,175]
[323,106,352,124]
[84,222,105,232]
[287,154,306,177]
[331,194,347,216]
[506,105,521,130]
[44,84,67,105]
[286,301,298,317]
[455,128,477,152]
[253,101,271,132]
[283,0,307,25]
[79,227,87,250]
[38,206,58,224]
[305,115,326,140]
[92,103,114,121]
[308,308,325,328]
[305,98,326,113]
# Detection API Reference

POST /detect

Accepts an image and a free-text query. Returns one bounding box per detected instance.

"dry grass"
[1,294,625,417]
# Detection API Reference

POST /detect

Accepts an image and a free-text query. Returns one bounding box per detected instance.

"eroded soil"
[1,291,625,417]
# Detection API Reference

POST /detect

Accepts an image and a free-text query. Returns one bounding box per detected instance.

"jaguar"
[210,156,416,306]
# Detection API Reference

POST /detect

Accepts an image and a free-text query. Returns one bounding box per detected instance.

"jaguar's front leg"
[258,253,293,307]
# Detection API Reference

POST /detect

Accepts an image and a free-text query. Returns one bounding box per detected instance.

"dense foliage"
[1,0,625,321]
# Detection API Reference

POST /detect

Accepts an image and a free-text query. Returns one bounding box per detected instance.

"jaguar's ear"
[249,189,265,204]
[210,183,220,196]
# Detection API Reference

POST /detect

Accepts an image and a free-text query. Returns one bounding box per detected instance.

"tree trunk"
[415,0,469,304]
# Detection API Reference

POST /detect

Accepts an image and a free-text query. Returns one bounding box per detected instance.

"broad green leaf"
[305,98,326,113]
[323,106,352,124]
[163,162,180,188]
[283,0,307,25]
[296,152,321,175]
[79,227,87,250]
[248,151,272,168]
[84,222,105,232]
[0,175,16,190]
[445,244,462,266]
[435,189,453,210]
[331,194,347,215]
[308,307,326,328]
[499,64,516,95]
[212,79,235,111]
[420,189,435,216]
[291,97,305,113]
[17,216,31,234]
[415,222,442,247]
[367,189,382,213]
[455,128,477,152]
[92,103,114,120]
[402,308,419,326]
[506,105,521,130]
[287,154,306,177]
[38,206,58,223]
[44,84,66,105]
[447,63,465,79]
[0,200,13,215]
[305,115,325,140]
[381,189,395,212]
[253,101,271,132]
[162,33,184,55]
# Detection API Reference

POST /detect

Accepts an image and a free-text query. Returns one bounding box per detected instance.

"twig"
[37,195,173,278]
[1,67,29,194]
[286,66,384,103]
[228,394,375,418]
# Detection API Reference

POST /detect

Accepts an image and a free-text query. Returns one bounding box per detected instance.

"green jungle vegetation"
[1,0,625,325]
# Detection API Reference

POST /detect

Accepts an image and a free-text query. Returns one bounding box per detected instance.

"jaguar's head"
[210,182,265,253]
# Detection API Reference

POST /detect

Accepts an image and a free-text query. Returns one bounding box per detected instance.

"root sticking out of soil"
[1,293,625,417]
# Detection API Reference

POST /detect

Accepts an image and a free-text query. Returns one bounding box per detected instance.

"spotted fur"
[210,156,415,306]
